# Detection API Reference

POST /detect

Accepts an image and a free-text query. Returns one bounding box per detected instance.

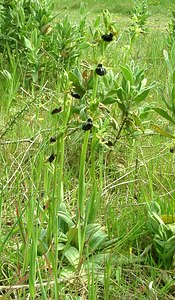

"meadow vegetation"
[1,0,175,299]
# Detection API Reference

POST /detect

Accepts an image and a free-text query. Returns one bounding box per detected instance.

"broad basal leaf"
[64,246,79,267]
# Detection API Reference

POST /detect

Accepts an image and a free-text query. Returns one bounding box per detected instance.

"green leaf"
[163,49,173,73]
[173,68,175,85]
[133,88,150,103]
[105,89,117,97]
[132,114,142,126]
[120,65,133,84]
[87,253,109,265]
[116,87,124,101]
[58,210,74,228]
[58,243,65,251]
[79,42,91,50]
[24,37,33,51]
[164,236,175,257]
[87,76,94,89]
[171,85,175,115]
[147,211,162,233]
[37,261,47,300]
[138,105,152,120]
[103,237,119,248]
[116,267,122,284]
[151,124,175,138]
[102,97,118,105]
[68,71,85,95]
[140,78,147,90]
[38,230,49,256]
[116,99,126,112]
[64,246,79,267]
[172,84,175,101]
[18,6,25,22]
[67,227,78,247]
[161,92,172,111]
[79,107,87,120]
[163,49,169,62]
[88,231,107,252]
[58,231,68,242]
[1,70,12,81]
[73,66,82,81]
[86,224,101,236]
[59,266,74,279]
[68,71,81,88]
[31,28,38,47]
[86,224,107,252]
[94,15,101,27]
[153,107,175,125]
[85,185,97,224]
[135,69,144,84]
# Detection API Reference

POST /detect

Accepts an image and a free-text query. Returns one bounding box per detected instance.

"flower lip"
[51,107,62,115]
[170,147,175,153]
[50,137,56,143]
[105,140,113,147]
[87,118,92,123]
[71,91,81,99]
[48,153,56,163]
[82,118,93,131]
[102,32,113,42]
[96,64,107,76]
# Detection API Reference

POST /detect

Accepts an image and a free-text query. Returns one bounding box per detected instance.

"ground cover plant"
[1,0,175,299]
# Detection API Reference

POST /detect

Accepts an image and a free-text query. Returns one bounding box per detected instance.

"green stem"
[114,114,127,145]
[78,66,99,263]
[90,71,99,109]
[77,130,90,259]
[90,131,97,181]
[0,192,3,240]
[54,92,71,297]
[78,131,90,218]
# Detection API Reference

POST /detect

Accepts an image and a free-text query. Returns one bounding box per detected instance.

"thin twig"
[0,138,34,145]
[0,129,50,145]
[0,280,61,291]
[0,98,36,140]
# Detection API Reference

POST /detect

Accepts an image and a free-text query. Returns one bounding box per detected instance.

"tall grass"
[1,0,175,299]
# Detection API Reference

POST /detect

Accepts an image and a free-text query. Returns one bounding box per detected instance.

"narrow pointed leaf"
[79,42,91,49]
[116,87,124,101]
[172,84,175,101]
[173,68,175,85]
[134,88,150,103]
[161,93,172,111]
[171,84,175,114]
[151,124,175,138]
[116,99,126,112]
[120,66,133,84]
[153,107,175,125]
[163,49,173,73]
[102,97,118,105]
[24,37,33,51]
